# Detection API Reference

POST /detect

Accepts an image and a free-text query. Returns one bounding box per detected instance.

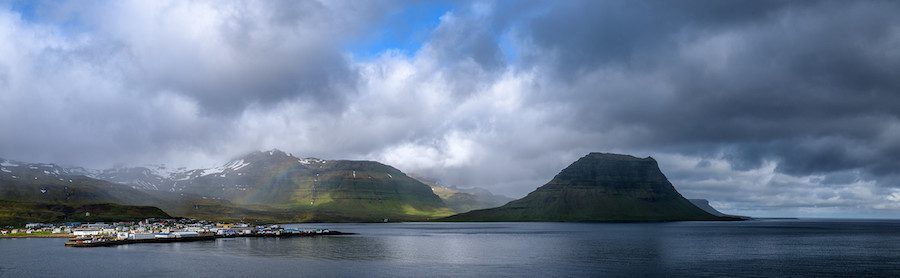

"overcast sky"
[1,0,899,218]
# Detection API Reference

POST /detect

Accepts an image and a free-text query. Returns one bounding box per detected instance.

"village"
[0,219,350,247]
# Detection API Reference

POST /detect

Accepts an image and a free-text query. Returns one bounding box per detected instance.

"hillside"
[0,200,170,227]
[0,158,173,206]
[444,153,741,222]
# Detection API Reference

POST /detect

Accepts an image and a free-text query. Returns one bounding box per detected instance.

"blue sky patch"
[345,2,455,60]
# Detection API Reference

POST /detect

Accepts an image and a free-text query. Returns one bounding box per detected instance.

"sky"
[1,0,899,218]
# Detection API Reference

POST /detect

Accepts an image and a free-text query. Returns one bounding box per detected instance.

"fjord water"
[2,220,900,277]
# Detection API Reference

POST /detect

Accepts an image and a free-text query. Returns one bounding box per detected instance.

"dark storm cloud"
[513,0,900,185]
[521,0,799,75]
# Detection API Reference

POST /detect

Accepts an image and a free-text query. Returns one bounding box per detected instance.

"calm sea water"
[1,220,899,277]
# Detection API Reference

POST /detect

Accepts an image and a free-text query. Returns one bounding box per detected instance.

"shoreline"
[65,231,354,247]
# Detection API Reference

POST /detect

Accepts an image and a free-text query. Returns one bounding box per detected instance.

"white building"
[129,233,155,240]
[154,233,173,239]
[171,231,199,238]
[73,229,102,236]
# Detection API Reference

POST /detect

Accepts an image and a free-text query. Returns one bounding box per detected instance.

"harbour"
[4,218,352,248]
[64,229,352,247]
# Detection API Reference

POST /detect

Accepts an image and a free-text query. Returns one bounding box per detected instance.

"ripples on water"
[1,220,899,277]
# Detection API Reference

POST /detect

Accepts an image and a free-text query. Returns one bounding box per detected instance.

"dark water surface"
[2,220,900,277]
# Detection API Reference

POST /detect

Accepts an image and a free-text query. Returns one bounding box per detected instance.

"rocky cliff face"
[445,153,736,221]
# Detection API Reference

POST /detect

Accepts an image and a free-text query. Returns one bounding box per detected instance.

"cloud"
[514,0,900,180]
[64,0,400,114]
[1,0,899,217]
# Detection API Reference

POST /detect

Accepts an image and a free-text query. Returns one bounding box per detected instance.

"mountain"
[0,158,175,226]
[444,153,740,222]
[178,150,453,221]
[0,158,165,206]
[61,150,454,222]
[412,175,514,213]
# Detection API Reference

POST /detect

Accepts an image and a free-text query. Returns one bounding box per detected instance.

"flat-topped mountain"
[444,153,739,222]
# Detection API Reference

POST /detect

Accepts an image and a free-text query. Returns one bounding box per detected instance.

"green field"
[0,200,171,227]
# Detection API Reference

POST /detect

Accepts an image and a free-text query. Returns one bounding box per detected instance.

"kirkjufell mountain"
[445,153,740,221]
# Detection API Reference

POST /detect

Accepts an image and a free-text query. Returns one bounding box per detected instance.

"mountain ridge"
[12,150,455,222]
[0,157,176,226]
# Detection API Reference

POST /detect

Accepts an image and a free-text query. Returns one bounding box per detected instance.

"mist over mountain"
[410,174,514,213]
[0,157,171,225]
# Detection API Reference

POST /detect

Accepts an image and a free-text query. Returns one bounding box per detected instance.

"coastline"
[65,230,355,247]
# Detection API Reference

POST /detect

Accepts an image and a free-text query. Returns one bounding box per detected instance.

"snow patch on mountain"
[199,159,251,177]
[225,159,250,171]
[298,158,325,165]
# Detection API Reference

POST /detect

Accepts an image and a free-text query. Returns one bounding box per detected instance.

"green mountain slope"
[0,174,162,206]
[166,150,454,221]
[0,159,175,226]
[0,200,170,227]
[444,153,741,222]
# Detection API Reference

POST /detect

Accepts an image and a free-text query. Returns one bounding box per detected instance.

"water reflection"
[2,221,900,277]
